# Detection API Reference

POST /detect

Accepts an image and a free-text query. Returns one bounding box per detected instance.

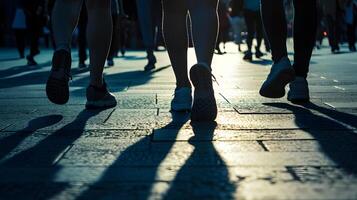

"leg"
[162,0,190,88]
[261,0,287,62]
[14,30,25,58]
[244,10,255,53]
[255,11,263,51]
[188,0,218,121]
[293,0,317,78]
[259,0,295,99]
[85,0,112,86]
[46,0,84,105]
[136,0,156,70]
[77,5,88,67]
[52,0,84,52]
[188,0,218,68]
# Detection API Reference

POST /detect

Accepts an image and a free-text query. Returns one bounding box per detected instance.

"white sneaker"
[171,87,192,111]
[288,76,310,102]
[259,57,295,98]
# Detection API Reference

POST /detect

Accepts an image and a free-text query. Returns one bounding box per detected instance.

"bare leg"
[188,0,218,68]
[85,0,112,87]
[52,0,83,52]
[162,0,190,88]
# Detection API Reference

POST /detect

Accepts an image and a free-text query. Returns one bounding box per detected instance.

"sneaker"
[259,56,295,98]
[107,58,114,67]
[171,87,192,111]
[26,55,38,66]
[255,47,264,58]
[287,76,310,103]
[243,51,253,61]
[190,63,217,122]
[46,50,72,105]
[85,81,117,109]
[349,45,356,52]
[144,54,156,71]
[78,62,87,69]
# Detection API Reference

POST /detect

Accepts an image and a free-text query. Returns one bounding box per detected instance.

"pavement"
[0,41,357,200]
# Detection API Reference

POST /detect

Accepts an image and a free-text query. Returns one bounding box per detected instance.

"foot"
[171,87,192,112]
[86,81,117,109]
[46,50,72,105]
[107,58,114,67]
[26,55,38,66]
[255,48,264,58]
[190,63,217,122]
[78,62,87,69]
[243,51,253,61]
[288,76,310,103]
[349,45,356,52]
[144,54,156,71]
[259,57,295,98]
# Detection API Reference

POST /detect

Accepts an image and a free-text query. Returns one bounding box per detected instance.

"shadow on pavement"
[76,111,189,200]
[0,109,104,199]
[163,121,235,200]
[0,115,63,160]
[0,60,52,79]
[71,64,171,97]
[265,102,357,174]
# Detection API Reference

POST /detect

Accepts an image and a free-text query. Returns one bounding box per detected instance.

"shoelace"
[211,73,219,86]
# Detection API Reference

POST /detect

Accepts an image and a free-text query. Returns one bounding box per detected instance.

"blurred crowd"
[0,0,356,67]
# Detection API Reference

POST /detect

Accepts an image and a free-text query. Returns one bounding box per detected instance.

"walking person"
[163,0,219,121]
[136,0,158,71]
[242,0,264,61]
[107,0,124,67]
[229,0,245,52]
[345,0,357,51]
[259,0,317,103]
[13,0,45,65]
[12,0,27,59]
[46,0,117,109]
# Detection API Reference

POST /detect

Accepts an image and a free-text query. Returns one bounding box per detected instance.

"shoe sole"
[190,64,217,122]
[85,100,117,109]
[260,67,295,98]
[46,77,69,105]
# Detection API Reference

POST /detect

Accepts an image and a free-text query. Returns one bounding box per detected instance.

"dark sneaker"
[243,51,253,61]
[144,54,156,71]
[46,50,72,105]
[26,55,38,66]
[190,63,217,122]
[78,62,87,69]
[85,81,117,109]
[259,57,295,98]
[288,76,310,103]
[255,47,264,58]
[171,87,192,111]
[107,58,114,67]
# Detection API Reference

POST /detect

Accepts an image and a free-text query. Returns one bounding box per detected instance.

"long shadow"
[249,58,273,66]
[0,66,90,89]
[0,115,63,160]
[265,102,357,174]
[0,57,22,62]
[76,111,189,200]
[71,64,171,96]
[0,109,104,199]
[0,60,52,79]
[163,122,235,199]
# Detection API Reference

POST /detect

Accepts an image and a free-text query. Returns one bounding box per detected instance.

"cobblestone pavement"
[0,42,357,200]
